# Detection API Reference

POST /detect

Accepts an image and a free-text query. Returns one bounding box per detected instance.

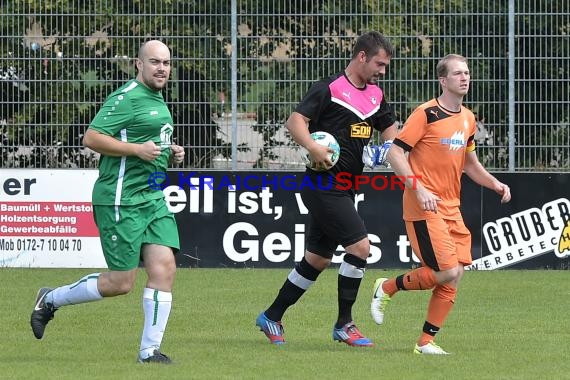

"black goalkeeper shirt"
[295,72,396,186]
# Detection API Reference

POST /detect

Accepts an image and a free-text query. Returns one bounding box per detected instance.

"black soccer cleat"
[30,287,57,339]
[137,349,173,364]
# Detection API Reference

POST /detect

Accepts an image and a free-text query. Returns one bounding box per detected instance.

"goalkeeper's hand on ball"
[362,140,393,169]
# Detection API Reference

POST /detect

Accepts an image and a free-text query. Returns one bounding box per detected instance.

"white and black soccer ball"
[301,131,341,171]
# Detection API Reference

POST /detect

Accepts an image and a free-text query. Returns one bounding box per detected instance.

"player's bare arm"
[83,129,161,161]
[463,151,511,203]
[285,111,334,167]
[380,123,398,141]
[387,143,441,212]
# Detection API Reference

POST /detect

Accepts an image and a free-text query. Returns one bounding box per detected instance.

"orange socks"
[418,284,457,346]
[382,268,457,346]
[382,266,437,296]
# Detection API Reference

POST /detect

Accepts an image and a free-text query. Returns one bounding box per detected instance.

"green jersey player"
[30,40,184,364]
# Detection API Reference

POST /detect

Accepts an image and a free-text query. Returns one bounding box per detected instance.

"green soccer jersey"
[89,79,173,206]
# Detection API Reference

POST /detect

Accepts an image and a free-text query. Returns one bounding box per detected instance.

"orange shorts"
[405,217,472,271]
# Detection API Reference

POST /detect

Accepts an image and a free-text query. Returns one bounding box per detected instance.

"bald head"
[135,40,171,91]
[138,40,170,60]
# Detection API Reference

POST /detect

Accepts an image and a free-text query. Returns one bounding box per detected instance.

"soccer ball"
[301,131,341,171]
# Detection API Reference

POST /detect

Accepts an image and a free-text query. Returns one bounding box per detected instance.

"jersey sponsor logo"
[160,123,173,149]
[350,123,372,138]
[440,131,465,151]
[150,110,159,116]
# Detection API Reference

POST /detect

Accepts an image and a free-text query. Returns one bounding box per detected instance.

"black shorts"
[301,186,368,259]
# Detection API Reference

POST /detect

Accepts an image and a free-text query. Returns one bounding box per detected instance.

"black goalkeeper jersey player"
[296,71,396,183]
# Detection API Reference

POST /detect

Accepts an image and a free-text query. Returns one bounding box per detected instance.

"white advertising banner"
[0,169,107,268]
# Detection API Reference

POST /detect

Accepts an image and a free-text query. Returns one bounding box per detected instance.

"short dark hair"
[351,31,394,60]
[436,54,468,77]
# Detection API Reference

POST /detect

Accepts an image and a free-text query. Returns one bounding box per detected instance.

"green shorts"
[93,198,180,271]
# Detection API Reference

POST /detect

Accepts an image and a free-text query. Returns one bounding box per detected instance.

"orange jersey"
[394,98,476,220]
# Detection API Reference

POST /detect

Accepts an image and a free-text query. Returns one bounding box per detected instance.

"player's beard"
[368,72,381,84]
[146,75,168,91]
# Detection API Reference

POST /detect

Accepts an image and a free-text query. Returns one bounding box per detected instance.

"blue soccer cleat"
[332,321,374,347]
[256,312,285,345]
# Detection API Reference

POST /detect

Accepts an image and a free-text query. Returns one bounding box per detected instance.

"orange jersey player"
[370,54,511,355]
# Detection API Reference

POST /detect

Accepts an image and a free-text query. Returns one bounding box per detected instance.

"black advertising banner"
[164,171,570,269]
[471,173,570,270]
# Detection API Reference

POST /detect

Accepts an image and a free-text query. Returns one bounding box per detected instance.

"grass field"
[2,268,569,380]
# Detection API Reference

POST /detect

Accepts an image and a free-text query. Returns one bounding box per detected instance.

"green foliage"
[520,119,570,170]
[1,0,568,169]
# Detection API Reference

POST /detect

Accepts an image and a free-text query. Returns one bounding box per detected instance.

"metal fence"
[1,1,568,171]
